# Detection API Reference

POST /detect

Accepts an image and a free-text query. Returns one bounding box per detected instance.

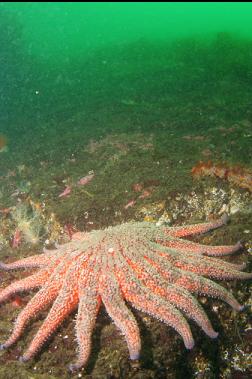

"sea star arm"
[68,277,100,372]
[123,282,194,348]
[0,277,61,350]
[0,269,49,304]
[175,272,245,311]
[115,258,194,349]
[100,270,141,361]
[162,238,242,256]
[166,214,228,238]
[20,272,79,362]
[19,254,93,364]
[0,254,49,270]
[124,252,217,339]
[146,256,244,311]
[155,247,252,280]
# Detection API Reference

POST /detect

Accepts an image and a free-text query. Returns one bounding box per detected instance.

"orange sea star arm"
[166,214,228,238]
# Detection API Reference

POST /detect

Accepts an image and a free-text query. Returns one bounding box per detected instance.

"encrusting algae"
[191,161,252,193]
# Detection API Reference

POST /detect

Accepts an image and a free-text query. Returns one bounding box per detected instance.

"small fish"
[138,189,152,199]
[59,185,72,198]
[124,200,136,209]
[78,172,94,186]
[12,229,22,248]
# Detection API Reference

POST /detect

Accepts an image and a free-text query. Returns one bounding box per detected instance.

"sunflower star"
[0,214,251,371]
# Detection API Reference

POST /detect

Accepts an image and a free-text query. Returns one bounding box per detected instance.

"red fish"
[59,185,72,198]
[138,189,152,199]
[77,172,94,186]
[124,200,136,209]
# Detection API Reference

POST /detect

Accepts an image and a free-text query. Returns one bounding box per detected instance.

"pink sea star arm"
[0,251,75,306]
[68,277,100,372]
[0,277,61,350]
[145,256,244,311]
[156,248,252,280]
[115,258,194,350]
[18,255,93,363]
[0,269,49,304]
[123,281,194,348]
[100,270,141,361]
[123,253,217,339]
[20,272,79,362]
[162,239,242,256]
[166,214,228,238]
[0,254,49,270]
[175,271,245,311]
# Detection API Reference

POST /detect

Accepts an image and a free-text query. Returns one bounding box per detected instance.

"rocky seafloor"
[0,110,251,379]
[0,96,252,379]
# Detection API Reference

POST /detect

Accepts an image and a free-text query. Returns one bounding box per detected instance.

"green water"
[2,2,252,132]
[4,2,252,63]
